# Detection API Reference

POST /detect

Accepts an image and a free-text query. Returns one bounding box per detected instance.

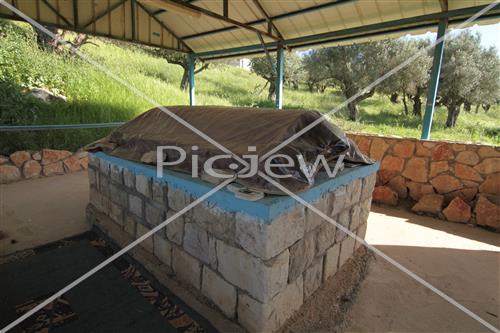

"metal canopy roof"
[1,0,499,60]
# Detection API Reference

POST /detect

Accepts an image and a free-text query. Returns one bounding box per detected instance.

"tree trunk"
[412,89,423,117]
[347,102,359,121]
[445,103,460,128]
[390,93,399,104]
[464,101,471,113]
[475,104,480,113]
[402,93,408,115]
[482,104,491,113]
[268,81,276,101]
[180,68,189,91]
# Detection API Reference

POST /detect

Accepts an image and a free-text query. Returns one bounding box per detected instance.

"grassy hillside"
[0,21,498,154]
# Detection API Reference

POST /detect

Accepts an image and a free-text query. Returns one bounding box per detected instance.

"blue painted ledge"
[93,152,379,224]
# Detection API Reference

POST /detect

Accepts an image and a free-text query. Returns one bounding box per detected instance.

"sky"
[410,22,500,53]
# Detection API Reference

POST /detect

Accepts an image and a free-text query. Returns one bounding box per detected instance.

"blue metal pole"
[188,53,196,106]
[421,18,448,140]
[275,46,284,109]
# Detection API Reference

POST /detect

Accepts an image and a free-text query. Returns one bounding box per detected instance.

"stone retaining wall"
[0,149,88,183]
[347,132,500,231]
[86,153,376,332]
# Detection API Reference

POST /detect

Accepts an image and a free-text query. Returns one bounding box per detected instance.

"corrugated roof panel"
[353,1,382,25]
[337,2,365,29]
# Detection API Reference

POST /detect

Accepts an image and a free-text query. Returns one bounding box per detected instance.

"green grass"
[0,21,498,155]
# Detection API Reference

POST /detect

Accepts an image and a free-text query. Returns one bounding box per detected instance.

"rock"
[135,174,152,198]
[9,151,31,168]
[388,175,407,199]
[430,161,449,178]
[451,144,466,152]
[475,195,500,230]
[455,163,483,182]
[136,223,153,253]
[445,187,477,203]
[237,276,303,333]
[42,161,64,176]
[369,138,389,161]
[377,169,399,185]
[415,142,431,157]
[430,174,462,194]
[456,151,479,166]
[216,240,289,303]
[235,207,304,261]
[168,187,191,211]
[432,143,454,161]
[172,247,202,289]
[443,197,471,223]
[28,87,67,103]
[338,236,356,268]
[153,234,172,266]
[381,156,405,172]
[22,160,41,179]
[422,142,436,149]
[202,267,237,318]
[412,194,444,215]
[372,186,398,206]
[183,222,215,265]
[303,258,323,298]
[0,165,21,183]
[145,201,166,226]
[479,173,500,195]
[407,181,435,201]
[0,155,9,165]
[192,202,235,241]
[323,243,340,280]
[41,149,72,165]
[477,146,500,158]
[474,158,500,175]
[78,156,88,169]
[402,157,428,183]
[392,141,415,158]
[128,194,143,218]
[32,152,41,161]
[315,221,337,256]
[165,210,185,245]
[288,233,315,282]
[352,136,371,154]
[63,156,82,172]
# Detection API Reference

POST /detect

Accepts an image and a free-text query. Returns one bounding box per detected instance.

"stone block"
[168,187,192,211]
[89,188,103,211]
[412,194,444,215]
[407,181,435,201]
[338,236,355,268]
[443,197,471,223]
[334,209,351,242]
[381,155,405,172]
[136,174,152,198]
[88,168,99,188]
[109,201,124,225]
[288,232,315,282]
[110,164,123,184]
[456,151,479,166]
[192,202,235,242]
[99,158,111,175]
[432,143,454,161]
[42,161,64,177]
[303,257,323,298]
[202,267,237,318]
[388,175,407,199]
[479,173,500,195]
[475,195,500,230]
[361,174,376,200]
[478,147,500,158]
[372,186,398,206]
[128,194,143,217]
[41,149,71,165]
[145,201,166,226]
[89,154,99,169]
[323,242,340,281]
[136,223,154,253]
[22,160,41,179]
[350,205,362,231]
[183,222,216,265]
[123,168,135,188]
[355,223,367,250]
[430,175,463,194]
[305,195,329,232]
[330,185,347,216]
[455,163,484,182]
[474,158,500,175]
[172,246,201,289]
[165,210,185,245]
[402,157,428,183]
[152,181,168,206]
[235,206,304,261]
[109,183,127,207]
[315,220,336,256]
[124,214,137,237]
[216,240,289,303]
[392,141,415,158]
[237,277,303,333]
[154,234,172,266]
[0,165,21,184]
[369,138,389,161]
[347,178,363,207]
[430,161,449,178]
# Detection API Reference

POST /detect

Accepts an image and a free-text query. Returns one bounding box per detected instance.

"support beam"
[252,0,283,39]
[421,18,448,140]
[40,0,72,26]
[275,46,284,109]
[82,0,127,28]
[188,54,196,106]
[159,0,280,41]
[223,0,228,18]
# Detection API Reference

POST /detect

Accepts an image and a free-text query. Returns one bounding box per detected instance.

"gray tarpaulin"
[86,106,373,194]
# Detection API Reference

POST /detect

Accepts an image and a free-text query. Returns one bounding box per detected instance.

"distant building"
[223,58,251,71]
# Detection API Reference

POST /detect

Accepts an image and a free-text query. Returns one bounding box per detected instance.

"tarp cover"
[86,106,373,194]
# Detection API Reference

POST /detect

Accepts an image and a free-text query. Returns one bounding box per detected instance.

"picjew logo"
[156,146,343,180]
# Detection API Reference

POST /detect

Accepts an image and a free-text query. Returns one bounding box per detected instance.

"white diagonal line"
[259,1,500,162]
[256,171,499,333]
[0,176,235,333]
[0,0,249,169]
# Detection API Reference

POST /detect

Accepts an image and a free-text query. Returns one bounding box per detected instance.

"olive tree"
[317,41,390,121]
[302,51,331,92]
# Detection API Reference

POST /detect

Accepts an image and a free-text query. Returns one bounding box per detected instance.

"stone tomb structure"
[86,152,379,332]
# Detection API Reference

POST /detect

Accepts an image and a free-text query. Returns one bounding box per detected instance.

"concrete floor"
[0,173,498,332]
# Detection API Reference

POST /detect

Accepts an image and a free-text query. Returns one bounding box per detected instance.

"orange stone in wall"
[372,186,398,206]
[402,157,428,183]
[392,141,415,158]
[431,143,454,161]
[475,195,500,230]
[443,197,471,223]
[9,151,31,168]
[454,163,484,182]
[381,156,405,172]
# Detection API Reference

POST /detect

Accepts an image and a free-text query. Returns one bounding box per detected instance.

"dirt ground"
[1,174,498,332]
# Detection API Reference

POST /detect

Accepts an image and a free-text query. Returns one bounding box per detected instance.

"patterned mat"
[1,232,210,333]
